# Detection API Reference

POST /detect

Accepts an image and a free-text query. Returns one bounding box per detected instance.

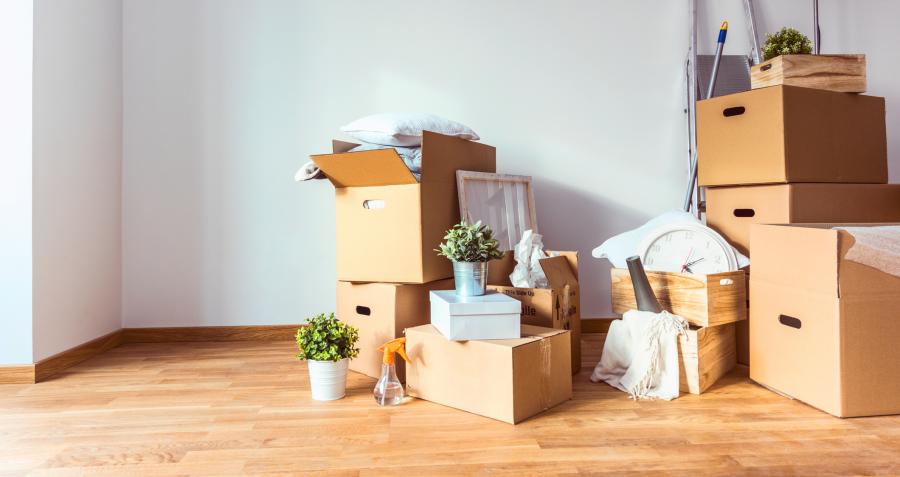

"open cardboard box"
[697,85,886,187]
[750,223,900,417]
[707,183,900,256]
[487,251,581,374]
[311,131,495,283]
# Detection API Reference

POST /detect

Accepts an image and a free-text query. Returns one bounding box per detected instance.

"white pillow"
[340,113,479,147]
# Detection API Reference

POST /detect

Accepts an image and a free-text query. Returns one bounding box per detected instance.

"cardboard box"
[487,252,582,374]
[430,290,521,341]
[706,184,900,256]
[337,279,453,381]
[610,268,747,328]
[750,54,866,93]
[679,324,736,394]
[312,131,495,283]
[697,85,886,187]
[405,324,572,424]
[750,223,900,417]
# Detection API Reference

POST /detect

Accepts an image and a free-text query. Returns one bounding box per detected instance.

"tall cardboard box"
[487,252,582,374]
[405,324,572,424]
[697,85,886,187]
[337,279,453,381]
[750,223,900,417]
[707,184,900,256]
[312,132,496,283]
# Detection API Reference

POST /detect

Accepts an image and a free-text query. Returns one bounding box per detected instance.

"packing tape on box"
[539,338,552,410]
[560,284,572,330]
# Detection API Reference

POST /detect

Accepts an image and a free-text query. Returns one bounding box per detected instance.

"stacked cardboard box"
[311,131,496,381]
[698,73,900,366]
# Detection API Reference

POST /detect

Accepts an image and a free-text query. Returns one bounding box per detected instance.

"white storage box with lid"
[429,290,522,340]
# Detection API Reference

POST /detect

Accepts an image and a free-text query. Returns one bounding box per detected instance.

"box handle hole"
[723,106,746,117]
[733,208,756,218]
[778,314,802,329]
[363,200,385,209]
[760,63,772,72]
[355,306,371,316]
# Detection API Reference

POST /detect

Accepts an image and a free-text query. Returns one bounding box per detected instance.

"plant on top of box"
[436,220,505,297]
[295,313,359,401]
[763,27,812,61]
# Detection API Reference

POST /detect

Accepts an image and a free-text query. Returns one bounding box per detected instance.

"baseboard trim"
[122,324,301,343]
[582,317,615,334]
[2,325,304,385]
[0,365,36,384]
[34,330,125,383]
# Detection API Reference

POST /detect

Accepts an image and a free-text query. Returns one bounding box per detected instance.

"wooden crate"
[751,54,866,93]
[610,268,747,327]
[679,323,736,395]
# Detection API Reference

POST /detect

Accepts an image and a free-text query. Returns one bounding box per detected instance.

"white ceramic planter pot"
[307,358,349,401]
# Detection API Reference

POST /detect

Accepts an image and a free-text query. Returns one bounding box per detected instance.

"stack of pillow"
[296,113,480,181]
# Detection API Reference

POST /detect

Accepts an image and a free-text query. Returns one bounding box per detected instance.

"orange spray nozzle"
[377,337,410,365]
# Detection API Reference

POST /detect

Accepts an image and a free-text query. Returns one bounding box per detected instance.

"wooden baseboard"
[122,324,302,343]
[34,330,124,383]
[0,365,36,384]
[582,317,615,334]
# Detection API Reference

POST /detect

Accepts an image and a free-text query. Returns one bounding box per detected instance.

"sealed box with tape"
[405,324,572,424]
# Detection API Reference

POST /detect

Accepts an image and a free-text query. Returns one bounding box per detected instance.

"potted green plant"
[436,220,505,296]
[295,313,359,401]
[762,27,812,61]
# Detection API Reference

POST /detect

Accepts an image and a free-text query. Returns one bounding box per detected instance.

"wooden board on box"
[610,268,747,327]
[679,323,736,395]
[751,54,866,93]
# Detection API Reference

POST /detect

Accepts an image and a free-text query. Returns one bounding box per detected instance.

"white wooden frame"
[456,170,538,251]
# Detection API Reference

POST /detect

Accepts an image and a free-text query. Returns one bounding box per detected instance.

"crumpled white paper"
[510,230,549,288]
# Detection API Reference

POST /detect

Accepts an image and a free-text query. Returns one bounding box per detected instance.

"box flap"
[749,224,839,297]
[309,148,418,188]
[332,140,360,153]
[540,255,579,289]
[835,225,900,298]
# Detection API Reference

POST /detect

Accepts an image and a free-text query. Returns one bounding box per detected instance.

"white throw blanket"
[591,310,688,400]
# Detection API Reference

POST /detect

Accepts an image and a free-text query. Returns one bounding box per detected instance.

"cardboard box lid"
[310,144,417,188]
[408,322,565,348]
[540,255,579,289]
[430,290,522,316]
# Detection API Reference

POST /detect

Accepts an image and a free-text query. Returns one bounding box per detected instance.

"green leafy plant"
[436,220,505,262]
[763,27,812,61]
[295,313,359,362]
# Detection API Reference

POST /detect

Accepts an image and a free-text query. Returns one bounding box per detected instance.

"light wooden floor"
[1,335,899,476]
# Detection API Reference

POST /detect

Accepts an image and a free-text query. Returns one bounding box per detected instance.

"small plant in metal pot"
[763,27,812,61]
[436,220,505,296]
[295,313,359,401]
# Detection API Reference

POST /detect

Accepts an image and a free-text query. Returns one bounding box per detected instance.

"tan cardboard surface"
[405,324,572,424]
[314,131,496,283]
[706,184,900,256]
[749,223,900,417]
[486,251,582,374]
[698,85,887,186]
[337,279,453,381]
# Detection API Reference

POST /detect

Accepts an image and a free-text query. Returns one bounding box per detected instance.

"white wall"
[122,0,900,326]
[32,0,123,360]
[0,1,35,365]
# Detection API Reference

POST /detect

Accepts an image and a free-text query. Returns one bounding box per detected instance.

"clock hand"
[685,257,706,267]
[681,247,694,273]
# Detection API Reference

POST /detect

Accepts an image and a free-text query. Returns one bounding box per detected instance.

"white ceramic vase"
[307,358,349,401]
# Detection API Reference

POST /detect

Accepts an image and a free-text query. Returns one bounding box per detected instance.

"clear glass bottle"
[373,363,404,406]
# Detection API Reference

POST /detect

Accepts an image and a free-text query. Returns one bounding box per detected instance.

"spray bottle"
[374,337,410,406]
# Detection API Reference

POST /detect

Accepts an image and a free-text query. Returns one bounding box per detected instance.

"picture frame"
[456,170,538,251]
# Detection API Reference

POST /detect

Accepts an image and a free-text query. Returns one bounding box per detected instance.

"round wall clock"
[637,222,738,274]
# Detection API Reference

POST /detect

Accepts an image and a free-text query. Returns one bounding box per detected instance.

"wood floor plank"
[0,335,897,476]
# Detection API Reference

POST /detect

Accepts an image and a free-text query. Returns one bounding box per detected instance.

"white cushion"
[340,113,479,147]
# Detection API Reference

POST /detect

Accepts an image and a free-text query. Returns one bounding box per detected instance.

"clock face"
[642,227,734,274]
